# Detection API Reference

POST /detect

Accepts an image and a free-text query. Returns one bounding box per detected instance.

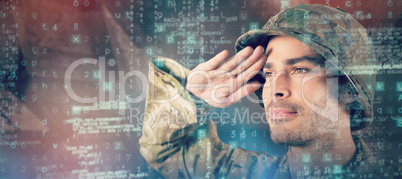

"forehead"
[265,36,318,64]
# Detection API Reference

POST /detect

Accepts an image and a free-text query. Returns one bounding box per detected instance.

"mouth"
[269,108,298,123]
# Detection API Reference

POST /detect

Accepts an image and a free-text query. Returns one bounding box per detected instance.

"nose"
[272,71,291,100]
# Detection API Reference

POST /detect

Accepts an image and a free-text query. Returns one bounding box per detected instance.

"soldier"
[140,4,396,178]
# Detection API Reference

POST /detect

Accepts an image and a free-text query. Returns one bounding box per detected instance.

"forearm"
[139,57,279,178]
[139,57,213,177]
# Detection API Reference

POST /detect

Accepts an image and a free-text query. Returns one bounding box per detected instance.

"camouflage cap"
[235,4,376,130]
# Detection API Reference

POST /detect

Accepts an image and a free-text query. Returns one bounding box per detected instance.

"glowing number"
[10,141,16,149]
[199,154,204,162]
[53,24,57,31]
[21,106,26,113]
[126,154,131,161]
[74,23,79,30]
[84,35,89,42]
[367,13,372,19]
[84,0,89,7]
[84,71,89,78]
[231,166,236,172]
[220,24,225,31]
[73,0,79,6]
[388,11,392,19]
[178,11,184,18]
[388,0,393,6]
[167,166,173,173]
[105,35,110,43]
[21,142,26,149]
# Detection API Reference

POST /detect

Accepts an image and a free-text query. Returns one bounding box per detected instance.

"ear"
[340,83,358,105]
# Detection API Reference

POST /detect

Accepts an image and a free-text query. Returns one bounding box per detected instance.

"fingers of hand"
[198,49,265,103]
[216,46,254,72]
[211,71,235,82]
[208,78,260,107]
[229,46,264,75]
[187,46,265,108]
[198,50,229,70]
[227,81,261,105]
[187,70,234,95]
[236,52,267,86]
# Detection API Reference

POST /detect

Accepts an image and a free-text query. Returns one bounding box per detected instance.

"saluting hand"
[186,46,266,108]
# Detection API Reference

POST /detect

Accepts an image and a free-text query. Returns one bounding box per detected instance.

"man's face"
[262,36,341,147]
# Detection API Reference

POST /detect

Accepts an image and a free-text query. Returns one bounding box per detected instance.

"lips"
[270,108,298,122]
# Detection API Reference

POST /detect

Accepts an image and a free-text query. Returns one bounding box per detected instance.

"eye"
[263,71,275,79]
[293,68,309,75]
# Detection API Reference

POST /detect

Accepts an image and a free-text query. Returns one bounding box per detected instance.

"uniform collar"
[271,135,373,178]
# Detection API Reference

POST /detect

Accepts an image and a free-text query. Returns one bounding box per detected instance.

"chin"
[269,127,313,147]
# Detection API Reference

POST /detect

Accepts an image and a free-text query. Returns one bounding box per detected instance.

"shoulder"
[348,136,401,178]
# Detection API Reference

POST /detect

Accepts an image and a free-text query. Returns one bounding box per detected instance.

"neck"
[287,115,356,178]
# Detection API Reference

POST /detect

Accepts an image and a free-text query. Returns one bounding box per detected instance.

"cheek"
[302,78,327,103]
[262,84,272,105]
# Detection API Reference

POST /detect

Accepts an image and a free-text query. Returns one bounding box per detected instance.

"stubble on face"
[266,98,339,148]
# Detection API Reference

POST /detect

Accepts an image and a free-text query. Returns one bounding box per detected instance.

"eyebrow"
[263,56,325,69]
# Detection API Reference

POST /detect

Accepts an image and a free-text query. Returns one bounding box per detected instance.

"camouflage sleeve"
[139,57,280,178]
[138,57,228,178]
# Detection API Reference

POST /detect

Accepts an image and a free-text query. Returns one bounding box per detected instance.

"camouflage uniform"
[140,4,397,178]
